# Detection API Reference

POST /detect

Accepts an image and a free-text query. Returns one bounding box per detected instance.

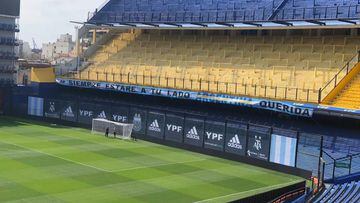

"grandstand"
[69,29,359,105]
[61,0,360,110]
[88,0,360,23]
[4,0,360,202]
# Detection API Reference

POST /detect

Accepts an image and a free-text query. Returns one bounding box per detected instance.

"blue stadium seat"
[89,0,360,24]
[328,182,347,202]
[344,181,360,203]
[349,187,360,202]
[314,181,360,203]
[314,184,334,203]
[336,181,355,203]
[321,184,340,202]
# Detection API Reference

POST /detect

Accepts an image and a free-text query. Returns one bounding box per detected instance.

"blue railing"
[323,151,360,180]
[319,51,359,103]
[0,23,19,32]
[0,37,19,46]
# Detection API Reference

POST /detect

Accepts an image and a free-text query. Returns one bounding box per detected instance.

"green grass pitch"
[0,117,303,203]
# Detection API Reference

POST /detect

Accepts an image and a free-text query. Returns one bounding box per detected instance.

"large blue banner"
[56,79,317,117]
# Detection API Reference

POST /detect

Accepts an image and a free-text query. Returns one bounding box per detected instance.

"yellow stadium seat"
[79,30,360,103]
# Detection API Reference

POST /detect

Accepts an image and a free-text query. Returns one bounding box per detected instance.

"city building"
[18,40,32,59]
[0,0,20,86]
[41,33,75,61]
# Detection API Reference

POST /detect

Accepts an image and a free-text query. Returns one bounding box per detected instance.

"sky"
[20,0,106,48]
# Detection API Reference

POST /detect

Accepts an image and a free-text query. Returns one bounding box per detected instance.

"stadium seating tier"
[89,0,360,23]
[73,30,359,104]
[313,181,360,203]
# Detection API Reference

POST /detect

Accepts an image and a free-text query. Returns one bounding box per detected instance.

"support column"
[92,29,97,44]
[350,28,358,36]
[75,26,81,71]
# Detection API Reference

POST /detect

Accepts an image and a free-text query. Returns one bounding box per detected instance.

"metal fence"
[61,71,320,103]
[296,133,322,177]
[323,151,360,180]
[58,49,359,104]
[319,51,360,102]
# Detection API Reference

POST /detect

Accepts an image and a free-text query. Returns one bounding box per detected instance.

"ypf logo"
[166,124,182,133]
[112,114,128,122]
[205,132,223,141]
[80,110,93,117]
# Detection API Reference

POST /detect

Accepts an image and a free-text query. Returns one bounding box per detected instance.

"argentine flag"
[270,134,297,167]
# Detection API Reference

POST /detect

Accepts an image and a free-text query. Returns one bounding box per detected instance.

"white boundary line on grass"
[0,140,113,173]
[0,140,207,174]
[193,180,302,203]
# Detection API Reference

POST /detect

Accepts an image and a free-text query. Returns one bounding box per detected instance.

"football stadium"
[1,0,360,202]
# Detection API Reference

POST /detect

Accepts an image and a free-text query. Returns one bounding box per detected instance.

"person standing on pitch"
[105,127,109,138]
[113,127,116,138]
[131,133,137,141]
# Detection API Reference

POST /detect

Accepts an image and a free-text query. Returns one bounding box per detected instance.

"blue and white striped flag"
[270,134,297,167]
[28,96,44,117]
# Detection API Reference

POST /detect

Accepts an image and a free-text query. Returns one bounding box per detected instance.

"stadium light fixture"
[163,23,182,27]
[271,21,293,26]
[338,19,357,25]
[117,23,136,27]
[242,22,262,27]
[305,20,326,26]
[214,22,235,27]
[141,23,160,27]
[190,23,208,27]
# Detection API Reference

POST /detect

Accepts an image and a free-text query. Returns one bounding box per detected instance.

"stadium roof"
[87,0,360,29]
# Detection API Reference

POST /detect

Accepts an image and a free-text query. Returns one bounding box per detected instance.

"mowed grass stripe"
[0,117,302,202]
[0,133,207,172]
[0,119,226,202]
[0,154,93,202]
[0,127,209,172]
[0,139,209,181]
[0,122,210,167]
